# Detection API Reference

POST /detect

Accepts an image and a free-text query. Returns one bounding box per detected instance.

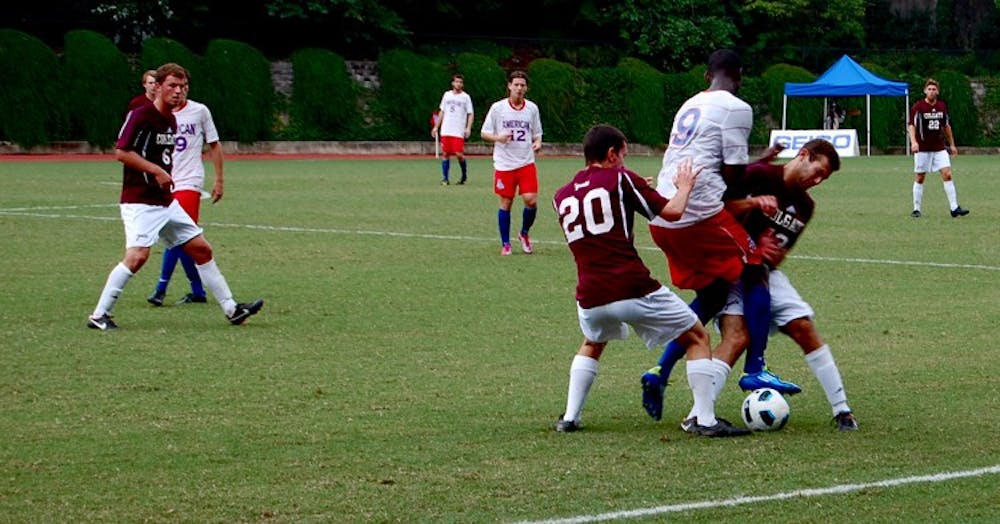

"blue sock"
[178,250,205,297]
[498,209,511,245]
[459,160,467,180]
[521,206,537,235]
[156,246,181,294]
[441,160,450,181]
[656,298,709,380]
[742,280,771,375]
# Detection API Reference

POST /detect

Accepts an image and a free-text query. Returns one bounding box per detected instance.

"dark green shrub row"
[201,39,274,143]
[288,48,357,140]
[377,49,448,139]
[0,29,68,147]
[63,30,133,148]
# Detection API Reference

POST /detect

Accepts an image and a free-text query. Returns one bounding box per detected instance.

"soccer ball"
[741,388,790,431]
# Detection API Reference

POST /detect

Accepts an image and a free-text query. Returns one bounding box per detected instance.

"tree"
[738,0,866,69]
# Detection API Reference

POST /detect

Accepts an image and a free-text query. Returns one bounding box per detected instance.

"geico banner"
[769,129,860,158]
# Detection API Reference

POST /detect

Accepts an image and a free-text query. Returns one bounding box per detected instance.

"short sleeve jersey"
[734,162,815,256]
[438,90,473,138]
[115,104,176,206]
[127,94,153,112]
[481,98,543,171]
[553,165,668,309]
[910,98,950,152]
[171,100,220,192]
[651,89,752,229]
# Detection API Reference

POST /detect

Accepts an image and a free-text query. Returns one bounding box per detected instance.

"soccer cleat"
[86,314,118,331]
[228,299,264,325]
[950,206,969,217]
[641,366,665,420]
[554,416,582,433]
[910,210,921,218]
[500,244,512,256]
[457,178,466,185]
[175,293,208,305]
[147,290,166,307]
[683,416,751,437]
[738,368,802,395]
[440,179,450,186]
[518,233,533,254]
[834,411,859,432]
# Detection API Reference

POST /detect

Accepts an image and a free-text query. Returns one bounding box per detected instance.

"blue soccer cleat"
[738,368,802,395]
[641,366,666,420]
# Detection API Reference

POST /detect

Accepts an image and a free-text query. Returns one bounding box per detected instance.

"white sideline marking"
[513,465,1000,524]
[1,206,999,272]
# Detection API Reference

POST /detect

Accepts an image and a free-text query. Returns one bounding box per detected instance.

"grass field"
[1,153,998,523]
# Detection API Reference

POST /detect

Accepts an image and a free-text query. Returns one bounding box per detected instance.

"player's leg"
[456,148,468,184]
[441,153,451,185]
[938,161,969,216]
[784,318,858,431]
[495,170,515,255]
[679,322,750,437]
[556,339,606,432]
[912,152,927,217]
[149,247,180,306]
[517,165,539,254]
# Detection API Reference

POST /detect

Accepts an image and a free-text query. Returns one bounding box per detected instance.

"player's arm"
[658,158,699,221]
[115,148,171,188]
[944,124,958,156]
[208,141,224,203]
[725,195,777,221]
[464,111,473,139]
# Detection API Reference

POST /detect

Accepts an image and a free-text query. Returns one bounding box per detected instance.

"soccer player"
[147,74,225,307]
[481,70,542,256]
[127,69,157,111]
[552,124,750,437]
[86,63,262,330]
[431,74,473,185]
[908,78,969,218]
[641,50,799,421]
[680,139,858,431]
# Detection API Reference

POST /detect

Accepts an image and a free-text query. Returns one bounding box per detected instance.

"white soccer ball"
[741,388,790,431]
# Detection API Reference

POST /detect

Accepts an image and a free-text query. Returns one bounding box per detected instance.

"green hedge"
[62,30,132,148]
[288,48,356,140]
[575,67,629,142]
[762,64,822,132]
[935,70,980,146]
[378,49,447,139]
[454,52,507,136]
[527,58,581,143]
[618,58,668,146]
[201,39,274,142]
[140,38,204,99]
[0,29,67,147]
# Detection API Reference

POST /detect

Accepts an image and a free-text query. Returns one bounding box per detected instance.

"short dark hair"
[452,73,464,81]
[508,70,528,83]
[583,125,627,164]
[707,49,741,76]
[155,63,190,83]
[802,139,840,172]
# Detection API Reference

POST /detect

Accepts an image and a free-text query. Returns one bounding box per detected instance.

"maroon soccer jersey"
[127,93,153,112]
[910,98,950,152]
[553,166,669,309]
[116,104,176,206]
[732,162,815,254]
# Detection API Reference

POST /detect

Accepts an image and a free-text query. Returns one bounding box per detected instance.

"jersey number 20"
[559,188,614,243]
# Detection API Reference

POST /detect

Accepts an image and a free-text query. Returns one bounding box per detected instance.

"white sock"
[912,182,923,211]
[196,259,237,316]
[563,355,598,423]
[943,180,959,210]
[92,263,133,318]
[805,345,850,415]
[710,358,732,402]
[687,358,717,427]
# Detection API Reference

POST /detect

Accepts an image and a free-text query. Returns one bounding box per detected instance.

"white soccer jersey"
[651,90,751,228]
[171,100,219,192]
[481,99,542,171]
[439,90,473,138]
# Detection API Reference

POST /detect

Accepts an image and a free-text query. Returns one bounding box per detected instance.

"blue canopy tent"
[783,55,909,156]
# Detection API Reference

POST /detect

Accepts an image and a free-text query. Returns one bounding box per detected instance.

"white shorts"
[718,270,814,332]
[914,150,951,173]
[577,286,698,349]
[120,200,204,249]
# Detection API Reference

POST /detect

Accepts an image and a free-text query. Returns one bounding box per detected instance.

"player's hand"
[211,183,223,204]
[950,145,958,156]
[760,143,786,162]
[757,229,784,266]
[674,158,700,190]
[911,142,919,154]
[464,129,471,139]
[532,140,542,152]
[154,169,173,192]
[750,195,778,215]
[430,128,438,138]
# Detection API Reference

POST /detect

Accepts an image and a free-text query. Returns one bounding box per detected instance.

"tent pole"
[905,94,910,157]
[782,95,787,130]
[866,94,871,156]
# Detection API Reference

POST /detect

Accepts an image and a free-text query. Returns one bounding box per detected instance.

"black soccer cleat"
[176,293,208,305]
[834,411,859,432]
[950,206,970,217]
[87,314,118,331]
[554,417,582,433]
[682,416,751,437]
[228,299,264,325]
[147,290,166,307]
[910,210,921,218]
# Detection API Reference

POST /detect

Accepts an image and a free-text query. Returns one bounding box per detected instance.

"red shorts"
[441,136,465,155]
[172,189,202,223]
[493,164,538,199]
[648,210,759,291]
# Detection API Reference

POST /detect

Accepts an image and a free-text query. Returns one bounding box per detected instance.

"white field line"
[1,206,999,272]
[513,464,1000,524]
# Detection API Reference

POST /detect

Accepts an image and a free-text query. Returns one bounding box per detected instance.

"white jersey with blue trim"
[481,98,542,171]
[170,99,219,193]
[651,89,751,228]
